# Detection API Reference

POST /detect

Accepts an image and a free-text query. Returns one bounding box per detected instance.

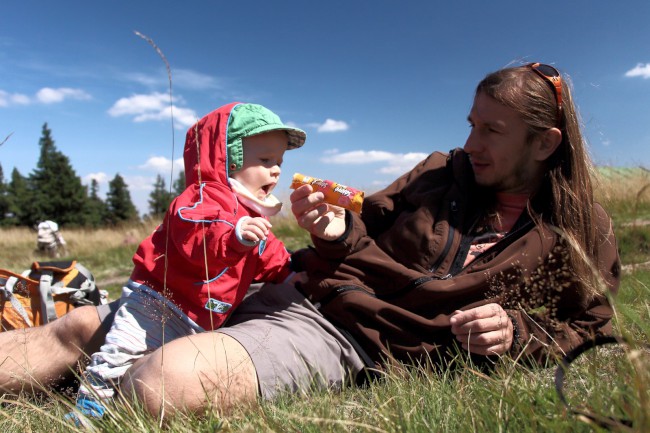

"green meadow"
[0,167,648,432]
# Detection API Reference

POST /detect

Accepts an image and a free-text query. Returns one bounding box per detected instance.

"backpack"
[0,260,103,331]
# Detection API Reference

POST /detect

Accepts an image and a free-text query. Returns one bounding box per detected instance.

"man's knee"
[52,305,105,357]
[120,346,193,417]
[121,333,259,416]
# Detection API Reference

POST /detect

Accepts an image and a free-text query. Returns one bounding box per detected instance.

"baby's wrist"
[235,217,258,246]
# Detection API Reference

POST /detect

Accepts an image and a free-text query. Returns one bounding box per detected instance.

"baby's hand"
[240,217,272,243]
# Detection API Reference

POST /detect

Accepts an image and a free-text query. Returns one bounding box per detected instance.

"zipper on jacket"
[314,284,376,310]
[402,276,435,292]
[380,273,454,301]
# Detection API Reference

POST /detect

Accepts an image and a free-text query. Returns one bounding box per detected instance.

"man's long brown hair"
[476,64,602,297]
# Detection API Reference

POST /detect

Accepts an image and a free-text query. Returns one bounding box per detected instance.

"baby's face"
[232,130,288,200]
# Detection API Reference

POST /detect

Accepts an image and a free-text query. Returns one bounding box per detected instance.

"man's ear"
[534,128,562,162]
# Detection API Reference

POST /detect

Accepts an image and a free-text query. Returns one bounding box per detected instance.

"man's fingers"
[289,184,312,203]
[455,329,506,345]
[310,210,336,233]
[451,311,514,356]
[450,304,502,326]
[451,315,504,335]
[297,203,329,229]
[458,329,512,356]
[290,185,324,218]
[459,342,507,356]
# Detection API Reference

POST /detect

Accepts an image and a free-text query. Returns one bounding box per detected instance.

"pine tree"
[85,179,108,227]
[105,173,139,225]
[173,169,186,196]
[6,167,31,226]
[28,123,90,227]
[148,174,173,218]
[0,164,9,225]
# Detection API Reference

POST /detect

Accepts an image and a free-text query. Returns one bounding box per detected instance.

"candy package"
[290,173,364,213]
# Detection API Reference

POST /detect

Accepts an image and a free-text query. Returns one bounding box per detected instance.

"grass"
[1,168,649,432]
[596,167,650,224]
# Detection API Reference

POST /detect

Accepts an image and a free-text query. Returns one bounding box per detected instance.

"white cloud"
[322,150,426,164]
[624,63,650,79]
[108,92,168,116]
[133,106,173,123]
[1,87,91,106]
[322,149,428,177]
[322,149,393,163]
[174,69,221,90]
[1,87,92,106]
[108,92,198,128]
[371,179,389,187]
[124,68,220,91]
[0,90,30,107]
[380,152,428,174]
[170,107,199,128]
[123,72,162,87]
[138,155,184,174]
[316,119,349,133]
[84,172,109,184]
[12,93,31,105]
[81,173,110,201]
[36,87,91,104]
[122,175,160,216]
[123,174,156,192]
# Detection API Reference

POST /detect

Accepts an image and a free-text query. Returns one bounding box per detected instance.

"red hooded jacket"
[131,103,291,330]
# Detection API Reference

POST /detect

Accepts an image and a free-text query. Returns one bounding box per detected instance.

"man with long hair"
[288,62,619,367]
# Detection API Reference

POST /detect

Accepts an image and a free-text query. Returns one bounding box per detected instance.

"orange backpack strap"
[0,269,37,328]
[31,260,97,324]
[1,262,100,331]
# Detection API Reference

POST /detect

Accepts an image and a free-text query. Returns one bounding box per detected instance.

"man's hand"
[240,217,272,243]
[450,303,514,356]
[290,184,347,241]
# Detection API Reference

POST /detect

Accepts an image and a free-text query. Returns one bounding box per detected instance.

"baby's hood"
[183,102,239,188]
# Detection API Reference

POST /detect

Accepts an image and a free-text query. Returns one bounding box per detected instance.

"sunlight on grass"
[1,170,649,432]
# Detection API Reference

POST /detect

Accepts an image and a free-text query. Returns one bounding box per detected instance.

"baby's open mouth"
[261,184,274,196]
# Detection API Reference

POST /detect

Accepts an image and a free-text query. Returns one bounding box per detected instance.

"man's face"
[463,92,543,194]
[232,130,288,200]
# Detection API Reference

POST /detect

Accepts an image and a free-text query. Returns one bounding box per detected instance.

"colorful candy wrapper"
[290,173,364,214]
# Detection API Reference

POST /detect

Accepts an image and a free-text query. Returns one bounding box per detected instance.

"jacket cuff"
[235,216,258,247]
[311,210,354,258]
[505,309,529,358]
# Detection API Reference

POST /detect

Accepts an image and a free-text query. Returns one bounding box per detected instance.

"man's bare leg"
[0,305,106,394]
[121,332,258,417]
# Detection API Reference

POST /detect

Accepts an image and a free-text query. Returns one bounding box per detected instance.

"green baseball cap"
[227,103,306,172]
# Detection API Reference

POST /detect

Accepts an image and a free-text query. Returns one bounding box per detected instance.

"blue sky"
[2,1,649,215]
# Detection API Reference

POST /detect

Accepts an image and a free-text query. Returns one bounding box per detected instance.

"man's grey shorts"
[97,282,368,399]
